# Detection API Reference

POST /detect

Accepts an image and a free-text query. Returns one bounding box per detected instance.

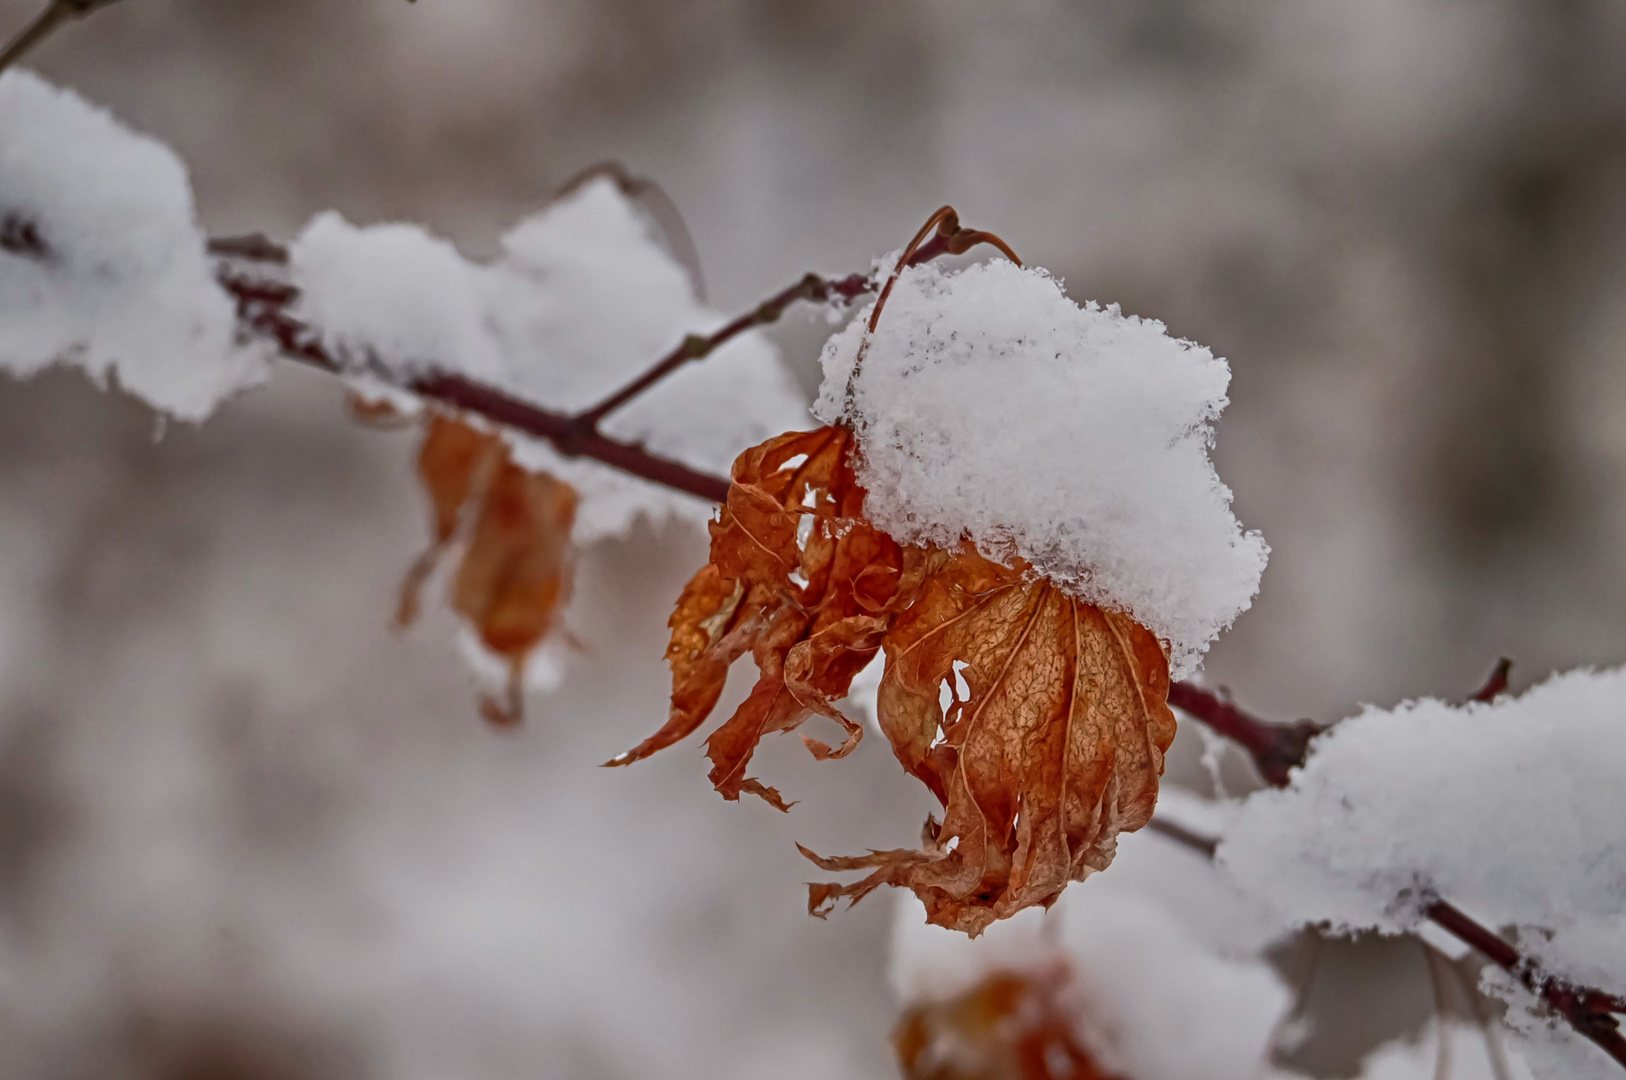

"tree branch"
[210,249,734,503]
[1169,665,1626,1069]
[202,218,981,500]
[1427,897,1626,1067]
[0,0,126,75]
[1164,682,1321,787]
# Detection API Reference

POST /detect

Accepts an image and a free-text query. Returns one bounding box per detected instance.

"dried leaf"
[892,965,1119,1080]
[805,545,1176,935]
[608,426,904,805]
[452,457,578,725]
[345,391,416,429]
[617,425,1175,930]
[393,413,578,727]
[396,415,502,626]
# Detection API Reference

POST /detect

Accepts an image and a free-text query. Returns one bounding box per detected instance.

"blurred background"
[0,0,1624,1077]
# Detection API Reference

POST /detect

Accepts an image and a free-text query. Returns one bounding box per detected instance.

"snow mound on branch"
[890,815,1290,1080]
[290,178,808,542]
[0,72,266,419]
[814,259,1265,676]
[1217,667,1626,1080]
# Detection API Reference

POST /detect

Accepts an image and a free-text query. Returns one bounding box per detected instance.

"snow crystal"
[1218,667,1626,1080]
[0,72,265,419]
[814,258,1266,676]
[289,178,808,542]
[891,809,1290,1080]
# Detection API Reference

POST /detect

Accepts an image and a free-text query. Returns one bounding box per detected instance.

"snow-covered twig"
[203,220,993,502]
[1428,897,1626,1067]
[1171,670,1626,1070]
[209,242,737,503]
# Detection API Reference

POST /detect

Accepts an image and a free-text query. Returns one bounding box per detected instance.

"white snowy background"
[1,1,1624,1078]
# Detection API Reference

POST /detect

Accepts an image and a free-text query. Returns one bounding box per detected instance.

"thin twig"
[212,259,734,503]
[1426,898,1626,1068]
[1165,682,1322,787]
[573,270,871,427]
[1144,816,1218,857]
[0,0,125,75]
[1170,666,1626,1070]
[1470,658,1513,703]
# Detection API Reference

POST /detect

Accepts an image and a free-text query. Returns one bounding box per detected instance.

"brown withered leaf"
[394,413,578,727]
[613,424,1175,930]
[396,415,503,627]
[893,964,1120,1080]
[606,426,905,808]
[802,545,1176,936]
[452,457,578,726]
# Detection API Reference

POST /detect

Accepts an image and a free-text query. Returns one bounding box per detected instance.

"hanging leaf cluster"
[611,423,1177,935]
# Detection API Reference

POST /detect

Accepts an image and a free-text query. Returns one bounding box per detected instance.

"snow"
[890,806,1291,1080]
[1356,1024,1534,1080]
[0,72,266,420]
[289,178,809,542]
[814,258,1267,676]
[1217,666,1626,1079]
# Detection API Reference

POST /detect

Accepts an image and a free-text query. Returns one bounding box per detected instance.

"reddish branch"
[574,270,870,426]
[1428,899,1626,1057]
[1171,666,1626,1068]
[207,238,1626,1067]
[211,238,746,503]
[1164,683,1320,787]
[204,205,999,501]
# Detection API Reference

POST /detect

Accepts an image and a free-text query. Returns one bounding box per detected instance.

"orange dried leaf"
[345,391,416,429]
[609,426,904,805]
[621,425,1175,930]
[805,545,1176,935]
[396,416,503,626]
[395,413,578,727]
[452,458,578,723]
[892,965,1120,1080]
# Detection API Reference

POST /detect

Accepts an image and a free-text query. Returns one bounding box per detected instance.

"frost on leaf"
[397,414,578,727]
[892,965,1118,1080]
[612,425,1176,932]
